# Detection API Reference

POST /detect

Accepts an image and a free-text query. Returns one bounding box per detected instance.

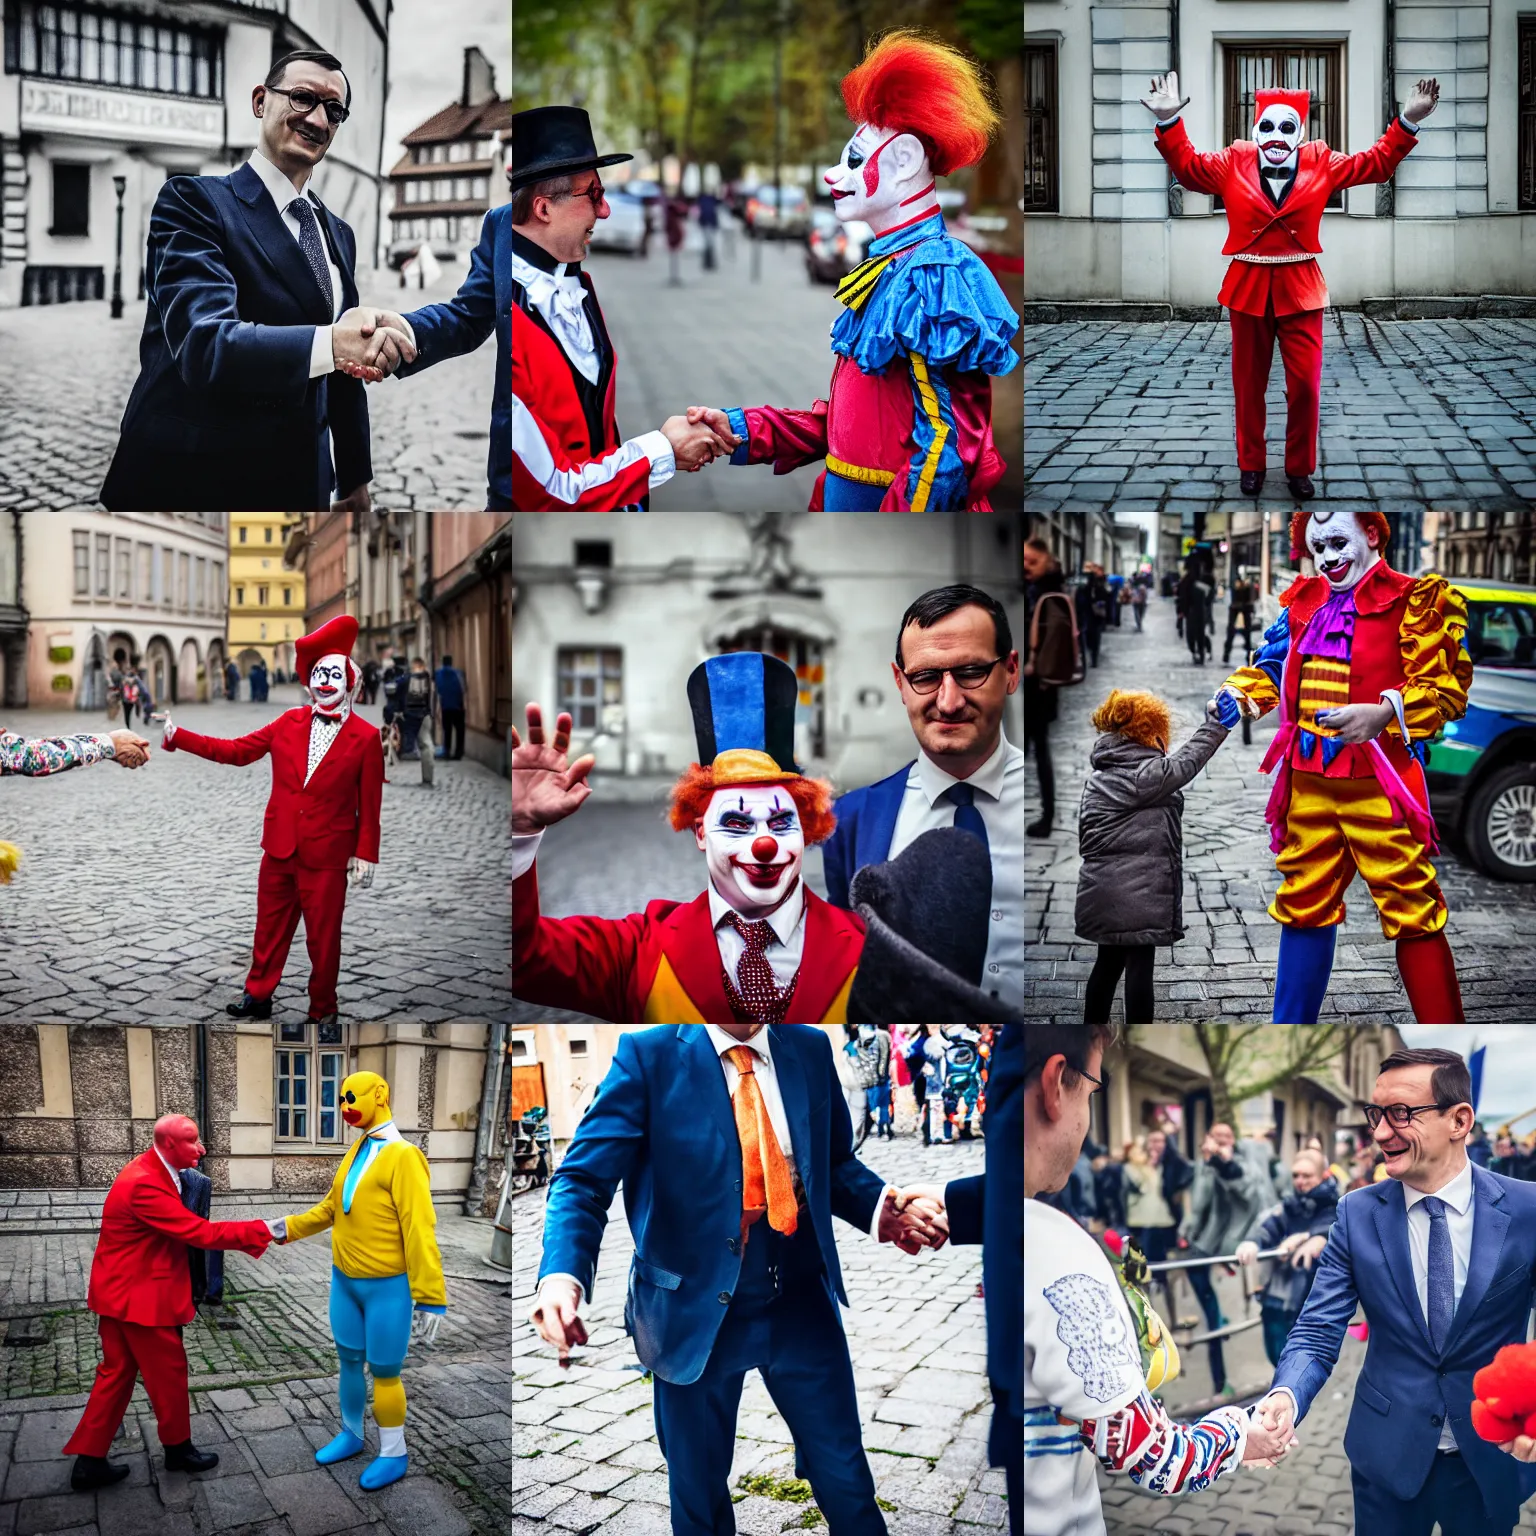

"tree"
[1188,1024,1349,1128]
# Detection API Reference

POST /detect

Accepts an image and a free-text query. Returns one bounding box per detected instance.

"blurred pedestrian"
[381,653,405,731]
[901,1025,940,1145]
[857,1024,893,1140]
[1178,564,1213,664]
[107,649,126,723]
[1074,563,1107,669]
[120,665,143,729]
[400,657,435,757]
[223,659,239,701]
[665,193,686,286]
[698,189,718,271]
[1093,1146,1129,1236]
[434,654,466,760]
[1123,1129,1190,1326]
[939,1024,985,1141]
[1106,571,1125,627]
[1468,1120,1492,1168]
[361,657,380,706]
[1130,574,1148,632]
[1024,539,1078,839]
[249,658,270,704]
[1223,571,1257,664]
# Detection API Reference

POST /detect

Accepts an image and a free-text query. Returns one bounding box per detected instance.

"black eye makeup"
[845,142,865,168]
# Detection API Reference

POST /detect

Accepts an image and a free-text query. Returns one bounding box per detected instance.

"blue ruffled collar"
[868,210,945,258]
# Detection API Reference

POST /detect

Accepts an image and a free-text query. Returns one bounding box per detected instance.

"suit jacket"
[180,1165,224,1305]
[821,762,912,910]
[86,1151,270,1328]
[164,708,383,868]
[1272,1162,1536,1516]
[397,205,510,506]
[101,161,370,511]
[536,1024,889,1384]
[512,866,865,1023]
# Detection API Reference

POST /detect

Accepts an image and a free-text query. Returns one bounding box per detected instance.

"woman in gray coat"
[1076,688,1230,1022]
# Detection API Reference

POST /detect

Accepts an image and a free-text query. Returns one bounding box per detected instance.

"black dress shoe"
[1025,818,1053,839]
[225,993,272,1020]
[163,1441,219,1474]
[71,1456,130,1491]
[1240,470,1265,496]
[1287,475,1316,500]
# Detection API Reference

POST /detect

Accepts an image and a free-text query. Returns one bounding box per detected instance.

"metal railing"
[1143,1245,1294,1346]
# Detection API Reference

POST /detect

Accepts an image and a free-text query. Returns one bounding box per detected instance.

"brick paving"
[1024,314,1536,512]
[0,692,511,1024]
[1023,588,1536,1021]
[511,1112,1008,1535]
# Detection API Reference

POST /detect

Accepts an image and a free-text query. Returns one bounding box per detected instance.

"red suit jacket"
[1153,117,1420,315]
[165,708,383,868]
[513,866,866,1023]
[87,1151,270,1327]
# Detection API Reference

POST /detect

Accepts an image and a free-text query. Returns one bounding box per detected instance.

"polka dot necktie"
[722,912,792,1025]
[289,197,334,316]
[725,1045,797,1244]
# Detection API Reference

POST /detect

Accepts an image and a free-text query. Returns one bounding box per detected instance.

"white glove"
[265,1217,288,1242]
[411,1309,443,1344]
[347,857,376,890]
[155,711,177,744]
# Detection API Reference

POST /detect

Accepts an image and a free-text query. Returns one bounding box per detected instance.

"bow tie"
[313,711,343,723]
[1260,165,1293,179]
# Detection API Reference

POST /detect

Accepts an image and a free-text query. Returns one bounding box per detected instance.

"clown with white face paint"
[1144,71,1440,501]
[161,615,383,1025]
[1210,512,1472,1024]
[685,32,1018,511]
[509,653,865,1023]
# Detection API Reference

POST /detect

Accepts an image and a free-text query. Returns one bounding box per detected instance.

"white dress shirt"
[887,731,1024,1012]
[305,710,345,785]
[247,148,341,378]
[154,1145,183,1195]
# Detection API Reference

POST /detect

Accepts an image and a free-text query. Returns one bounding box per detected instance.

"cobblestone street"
[1023,591,1536,1021]
[1024,315,1536,512]
[0,1191,512,1536]
[511,1109,1006,1536]
[1,692,511,1024]
[0,268,498,513]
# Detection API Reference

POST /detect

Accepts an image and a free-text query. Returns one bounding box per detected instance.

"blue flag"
[1469,1045,1486,1116]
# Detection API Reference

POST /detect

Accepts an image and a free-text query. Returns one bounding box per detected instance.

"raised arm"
[1092,718,1230,811]
[1144,73,1233,195]
[1325,78,1437,188]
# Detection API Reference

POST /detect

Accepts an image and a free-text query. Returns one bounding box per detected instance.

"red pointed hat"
[1254,88,1312,125]
[295,615,360,683]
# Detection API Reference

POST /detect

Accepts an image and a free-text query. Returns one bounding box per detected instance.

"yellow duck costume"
[271,1072,445,1490]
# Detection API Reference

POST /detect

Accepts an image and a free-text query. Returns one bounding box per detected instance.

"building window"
[258,584,269,605]
[4,3,223,98]
[73,531,89,596]
[1521,20,1535,210]
[136,542,152,603]
[235,586,244,606]
[238,524,247,543]
[50,162,89,236]
[275,1024,345,1144]
[115,537,130,599]
[212,560,223,601]
[1223,43,1344,210]
[275,1047,309,1139]
[283,586,292,605]
[557,647,623,732]
[160,547,173,607]
[177,550,189,609]
[265,525,273,543]
[194,555,206,612]
[570,1038,588,1057]
[1024,44,1059,213]
[95,532,109,596]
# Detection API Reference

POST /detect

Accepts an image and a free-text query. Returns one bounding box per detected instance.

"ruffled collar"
[868,210,945,258]
[1295,585,1357,660]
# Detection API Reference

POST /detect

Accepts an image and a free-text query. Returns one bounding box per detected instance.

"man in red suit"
[1144,72,1440,500]
[159,614,383,1024]
[63,1115,273,1489]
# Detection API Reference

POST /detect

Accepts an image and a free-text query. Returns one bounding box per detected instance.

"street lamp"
[110,175,127,319]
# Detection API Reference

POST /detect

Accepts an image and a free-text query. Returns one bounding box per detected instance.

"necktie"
[724,912,791,1023]
[1421,1195,1454,1351]
[945,782,990,854]
[342,1134,378,1214]
[725,1045,797,1245]
[288,197,334,316]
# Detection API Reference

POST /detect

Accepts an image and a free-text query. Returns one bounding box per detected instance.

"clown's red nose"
[751,836,778,863]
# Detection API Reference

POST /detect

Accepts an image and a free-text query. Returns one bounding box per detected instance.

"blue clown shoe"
[315,1429,366,1465]
[359,1453,409,1490]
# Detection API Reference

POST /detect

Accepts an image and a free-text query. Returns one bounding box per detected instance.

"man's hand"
[411,1308,444,1345]
[1498,1436,1536,1463]
[529,1276,588,1363]
[108,730,150,768]
[347,857,376,890]
[511,704,596,835]
[1141,72,1191,122]
[684,406,742,450]
[1235,1240,1260,1267]
[878,1188,946,1254]
[1254,1391,1296,1448]
[1402,77,1440,124]
[331,483,371,516]
[1243,1408,1298,1467]
[661,414,734,471]
[1315,701,1396,744]
[334,307,417,380]
[1288,1234,1327,1270]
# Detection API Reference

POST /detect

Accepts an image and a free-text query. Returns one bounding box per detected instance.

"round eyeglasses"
[558,180,606,211]
[899,658,1006,695]
[267,86,350,125]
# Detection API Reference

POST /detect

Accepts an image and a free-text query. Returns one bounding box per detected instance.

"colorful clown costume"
[276,1072,446,1490]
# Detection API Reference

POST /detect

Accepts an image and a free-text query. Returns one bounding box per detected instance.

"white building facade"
[1024,0,1536,307]
[20,510,229,709]
[0,0,389,308]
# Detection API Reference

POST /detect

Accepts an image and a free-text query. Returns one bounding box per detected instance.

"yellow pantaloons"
[1271,771,1447,939]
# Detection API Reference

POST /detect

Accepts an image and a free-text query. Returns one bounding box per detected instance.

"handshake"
[332,306,419,383]
[108,729,151,769]
[1243,1390,1301,1467]
[660,405,743,473]
[878,1184,950,1255]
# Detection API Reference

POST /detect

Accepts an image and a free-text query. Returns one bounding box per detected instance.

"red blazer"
[165,708,383,868]
[513,865,866,1023]
[86,1151,270,1327]
[1154,117,1420,315]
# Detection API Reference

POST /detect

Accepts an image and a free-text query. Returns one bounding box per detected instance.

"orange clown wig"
[668,764,838,846]
[1289,510,1391,563]
[840,30,1000,176]
[1090,689,1173,754]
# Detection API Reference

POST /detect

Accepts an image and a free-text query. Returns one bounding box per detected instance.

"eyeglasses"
[899,658,1006,695]
[267,85,349,125]
[1362,1103,1449,1130]
[1076,1067,1104,1096]
[558,180,606,211]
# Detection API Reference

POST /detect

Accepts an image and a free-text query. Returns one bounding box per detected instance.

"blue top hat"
[686,653,802,784]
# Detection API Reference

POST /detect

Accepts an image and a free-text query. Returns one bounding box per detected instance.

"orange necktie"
[727,1044,798,1246]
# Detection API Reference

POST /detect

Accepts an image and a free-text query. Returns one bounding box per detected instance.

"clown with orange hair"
[688,31,1017,510]
[1214,509,1472,1023]
[509,653,864,1023]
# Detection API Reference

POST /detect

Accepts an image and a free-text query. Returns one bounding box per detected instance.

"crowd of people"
[833,1024,1001,1147]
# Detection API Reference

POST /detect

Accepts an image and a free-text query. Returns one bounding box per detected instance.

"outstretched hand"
[510,704,596,835]
[878,1188,948,1254]
[109,730,150,768]
[662,412,736,471]
[1402,77,1440,124]
[1141,72,1190,122]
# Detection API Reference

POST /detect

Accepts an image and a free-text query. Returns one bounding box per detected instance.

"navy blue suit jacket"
[536,1024,889,1385]
[1272,1162,1536,1515]
[822,762,913,910]
[101,161,370,512]
[397,205,510,506]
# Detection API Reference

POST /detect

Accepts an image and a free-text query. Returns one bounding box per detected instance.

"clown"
[160,614,383,1023]
[1211,510,1472,1022]
[689,32,1017,510]
[510,652,865,1022]
[1143,72,1440,500]
[268,1071,445,1490]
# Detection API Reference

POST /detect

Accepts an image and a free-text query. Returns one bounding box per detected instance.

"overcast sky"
[1400,1026,1536,1127]
[382,0,511,169]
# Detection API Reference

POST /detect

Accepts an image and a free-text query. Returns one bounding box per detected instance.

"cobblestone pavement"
[511,1104,1007,1535]
[1024,315,1536,512]
[0,692,511,1024]
[1023,593,1536,1021]
[0,267,496,513]
[0,1195,512,1536]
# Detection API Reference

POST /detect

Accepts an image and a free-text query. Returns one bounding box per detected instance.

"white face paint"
[1306,512,1382,591]
[694,784,805,916]
[1254,105,1304,171]
[309,653,352,715]
[820,121,935,234]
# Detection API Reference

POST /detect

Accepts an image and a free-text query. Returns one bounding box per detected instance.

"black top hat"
[510,106,634,192]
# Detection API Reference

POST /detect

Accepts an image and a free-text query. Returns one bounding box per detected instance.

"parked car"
[745,184,811,239]
[1425,578,1536,880]
[587,190,647,254]
[805,211,874,283]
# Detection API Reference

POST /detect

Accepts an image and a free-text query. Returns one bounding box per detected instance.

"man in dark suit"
[101,49,416,512]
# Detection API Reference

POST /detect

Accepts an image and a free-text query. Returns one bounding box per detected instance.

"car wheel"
[1466,762,1536,881]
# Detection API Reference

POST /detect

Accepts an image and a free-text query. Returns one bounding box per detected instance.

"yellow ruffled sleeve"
[1393,575,1472,740]
[1219,662,1280,716]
